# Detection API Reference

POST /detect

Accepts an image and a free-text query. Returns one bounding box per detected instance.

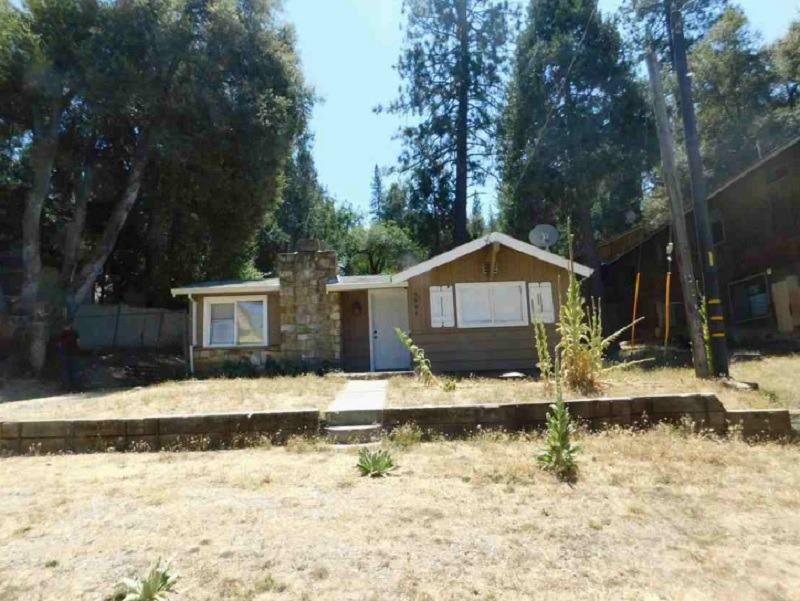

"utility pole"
[645,51,710,378]
[668,3,730,377]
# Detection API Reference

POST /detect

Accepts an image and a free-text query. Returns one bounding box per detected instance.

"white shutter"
[429,286,455,328]
[529,282,555,324]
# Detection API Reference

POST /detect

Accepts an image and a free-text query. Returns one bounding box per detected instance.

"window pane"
[237,300,264,344]
[210,302,235,345]
[493,284,525,324]
[459,286,492,326]
[211,303,234,320]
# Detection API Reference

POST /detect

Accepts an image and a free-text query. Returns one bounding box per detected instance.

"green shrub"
[356,447,397,477]
[555,227,641,394]
[389,422,424,448]
[116,559,178,601]
[537,363,580,482]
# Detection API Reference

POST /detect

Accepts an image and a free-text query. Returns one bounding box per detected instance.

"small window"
[455,282,527,328]
[429,286,455,328]
[529,282,556,323]
[729,274,770,324]
[204,296,267,347]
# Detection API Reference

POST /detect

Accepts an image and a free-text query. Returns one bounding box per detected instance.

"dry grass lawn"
[0,429,798,600]
[389,354,800,410]
[0,375,344,421]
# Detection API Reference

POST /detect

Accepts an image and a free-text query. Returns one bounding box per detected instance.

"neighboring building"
[601,137,800,346]
[171,234,592,375]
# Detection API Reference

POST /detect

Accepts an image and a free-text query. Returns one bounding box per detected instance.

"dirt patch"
[0,375,344,420]
[388,354,800,410]
[0,429,798,599]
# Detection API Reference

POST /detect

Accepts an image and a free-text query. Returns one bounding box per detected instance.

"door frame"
[368,288,410,372]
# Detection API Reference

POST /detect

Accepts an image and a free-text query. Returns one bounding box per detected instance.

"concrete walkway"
[327,379,388,413]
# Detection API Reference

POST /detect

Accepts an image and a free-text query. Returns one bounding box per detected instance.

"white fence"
[74,304,186,349]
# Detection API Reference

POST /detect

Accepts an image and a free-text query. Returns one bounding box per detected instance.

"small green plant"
[117,559,178,601]
[395,328,456,392]
[537,360,580,483]
[533,320,553,391]
[356,447,397,477]
[388,422,424,448]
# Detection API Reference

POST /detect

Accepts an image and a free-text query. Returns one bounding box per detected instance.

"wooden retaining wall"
[383,394,793,440]
[0,395,792,455]
[0,410,319,455]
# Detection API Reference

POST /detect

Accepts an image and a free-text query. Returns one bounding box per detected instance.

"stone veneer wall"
[278,240,342,368]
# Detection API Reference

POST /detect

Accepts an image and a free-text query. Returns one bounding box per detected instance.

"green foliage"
[344,222,422,275]
[536,362,579,483]
[532,320,553,389]
[2,0,309,307]
[117,559,178,601]
[689,7,797,187]
[256,133,361,273]
[356,447,397,478]
[395,328,455,391]
[499,0,655,255]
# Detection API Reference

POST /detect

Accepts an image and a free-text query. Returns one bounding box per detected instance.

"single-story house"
[171,233,592,375]
[600,136,800,346]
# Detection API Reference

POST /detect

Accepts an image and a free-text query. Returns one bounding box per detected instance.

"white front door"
[369,288,411,371]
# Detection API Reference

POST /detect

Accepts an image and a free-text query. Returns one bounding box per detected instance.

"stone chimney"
[277,239,341,368]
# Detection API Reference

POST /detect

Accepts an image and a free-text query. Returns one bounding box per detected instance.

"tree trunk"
[453,0,469,245]
[20,104,62,319]
[21,102,63,373]
[668,5,729,377]
[69,133,151,311]
[60,161,95,299]
[646,51,710,378]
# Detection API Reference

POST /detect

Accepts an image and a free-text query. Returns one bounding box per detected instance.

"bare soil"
[0,428,798,600]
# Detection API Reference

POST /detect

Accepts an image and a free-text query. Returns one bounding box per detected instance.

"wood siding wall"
[603,141,800,342]
[340,290,370,372]
[192,292,281,351]
[407,246,564,372]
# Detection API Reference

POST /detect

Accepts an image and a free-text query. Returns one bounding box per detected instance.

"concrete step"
[325,424,382,444]
[344,370,414,380]
[325,409,384,427]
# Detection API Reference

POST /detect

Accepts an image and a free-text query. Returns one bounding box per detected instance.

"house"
[171,233,592,375]
[601,136,800,346]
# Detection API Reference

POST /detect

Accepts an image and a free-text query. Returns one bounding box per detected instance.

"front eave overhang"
[325,280,408,292]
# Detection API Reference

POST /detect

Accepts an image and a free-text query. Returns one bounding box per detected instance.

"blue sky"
[282,0,799,219]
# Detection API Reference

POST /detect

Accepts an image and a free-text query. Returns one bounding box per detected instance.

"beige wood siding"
[340,290,370,372]
[406,246,564,372]
[192,292,280,350]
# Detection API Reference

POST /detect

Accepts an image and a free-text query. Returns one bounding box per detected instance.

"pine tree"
[370,165,384,219]
[380,0,516,246]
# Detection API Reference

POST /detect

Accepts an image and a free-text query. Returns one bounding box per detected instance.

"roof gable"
[392,232,593,281]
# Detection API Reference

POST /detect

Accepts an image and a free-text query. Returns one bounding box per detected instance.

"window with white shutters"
[455,282,528,328]
[528,282,556,324]
[429,286,455,328]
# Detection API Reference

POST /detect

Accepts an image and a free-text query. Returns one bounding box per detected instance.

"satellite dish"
[529,224,560,251]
